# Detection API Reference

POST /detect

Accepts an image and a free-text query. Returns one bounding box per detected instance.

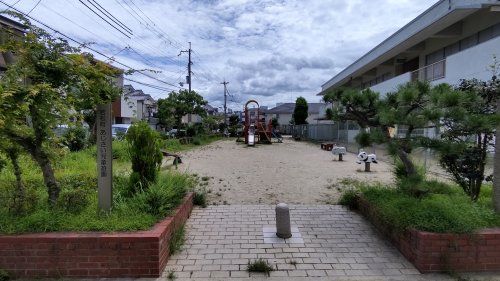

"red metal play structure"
[243,100,273,145]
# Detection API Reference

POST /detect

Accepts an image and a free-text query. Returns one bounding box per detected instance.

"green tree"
[323,81,434,179]
[0,14,121,206]
[228,114,240,137]
[293,97,308,125]
[431,79,500,201]
[157,90,207,128]
[0,137,25,214]
[271,117,279,128]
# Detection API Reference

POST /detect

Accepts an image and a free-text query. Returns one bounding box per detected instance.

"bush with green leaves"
[338,188,359,209]
[193,191,207,207]
[0,269,10,281]
[56,188,89,214]
[62,125,88,152]
[126,122,163,194]
[131,173,188,217]
[359,182,500,233]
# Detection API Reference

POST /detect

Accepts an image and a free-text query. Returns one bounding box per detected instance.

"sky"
[3,0,437,110]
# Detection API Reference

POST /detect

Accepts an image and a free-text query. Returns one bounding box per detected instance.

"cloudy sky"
[4,0,436,109]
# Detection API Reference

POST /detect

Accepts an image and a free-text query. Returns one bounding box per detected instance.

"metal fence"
[278,123,463,178]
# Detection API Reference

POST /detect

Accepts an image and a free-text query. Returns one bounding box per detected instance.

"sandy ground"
[174,137,396,205]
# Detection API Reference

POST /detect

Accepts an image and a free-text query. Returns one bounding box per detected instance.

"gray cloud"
[14,0,436,108]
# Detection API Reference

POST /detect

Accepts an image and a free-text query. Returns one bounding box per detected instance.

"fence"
[278,123,462,178]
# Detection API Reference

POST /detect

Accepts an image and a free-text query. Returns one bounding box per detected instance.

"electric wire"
[87,0,132,34]
[26,0,41,15]
[0,1,181,88]
[78,0,131,38]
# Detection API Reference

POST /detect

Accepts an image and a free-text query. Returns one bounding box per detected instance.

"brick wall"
[0,192,194,278]
[357,196,500,272]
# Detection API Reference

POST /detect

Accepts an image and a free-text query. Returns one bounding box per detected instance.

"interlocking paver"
[162,205,487,280]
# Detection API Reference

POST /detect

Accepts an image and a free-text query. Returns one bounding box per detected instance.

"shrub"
[361,184,500,233]
[192,137,201,146]
[56,188,89,214]
[126,122,163,194]
[247,259,274,274]
[62,125,88,152]
[193,191,207,208]
[0,269,9,281]
[131,173,188,217]
[338,188,359,209]
[112,140,130,161]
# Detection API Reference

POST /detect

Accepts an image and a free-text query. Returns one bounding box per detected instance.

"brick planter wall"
[0,192,194,278]
[357,196,500,272]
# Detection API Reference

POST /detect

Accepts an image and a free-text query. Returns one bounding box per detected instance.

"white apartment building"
[320,0,500,96]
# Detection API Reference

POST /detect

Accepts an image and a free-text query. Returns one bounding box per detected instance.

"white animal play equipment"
[331,145,347,161]
[356,150,377,172]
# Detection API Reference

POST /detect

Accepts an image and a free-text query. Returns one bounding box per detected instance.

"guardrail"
[411,59,446,82]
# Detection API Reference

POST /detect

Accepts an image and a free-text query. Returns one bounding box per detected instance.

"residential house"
[112,84,157,124]
[266,103,332,125]
[181,104,218,125]
[0,15,26,70]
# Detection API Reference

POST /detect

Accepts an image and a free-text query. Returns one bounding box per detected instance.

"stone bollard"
[276,203,292,238]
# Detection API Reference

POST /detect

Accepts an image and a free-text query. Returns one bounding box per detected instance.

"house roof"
[267,103,323,114]
[123,84,155,102]
[0,15,27,33]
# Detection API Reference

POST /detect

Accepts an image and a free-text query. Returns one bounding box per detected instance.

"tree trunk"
[33,149,59,206]
[494,97,500,212]
[397,148,418,178]
[7,149,25,214]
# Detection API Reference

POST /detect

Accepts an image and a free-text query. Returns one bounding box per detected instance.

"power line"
[26,0,41,15]
[87,0,133,34]
[0,0,181,89]
[78,0,131,39]
[124,77,176,91]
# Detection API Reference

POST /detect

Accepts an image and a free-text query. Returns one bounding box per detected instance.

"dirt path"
[177,137,395,205]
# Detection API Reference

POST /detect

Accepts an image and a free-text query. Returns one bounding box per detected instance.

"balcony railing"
[411,59,446,82]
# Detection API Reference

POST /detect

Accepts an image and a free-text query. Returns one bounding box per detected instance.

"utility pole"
[179,42,192,92]
[221,80,229,127]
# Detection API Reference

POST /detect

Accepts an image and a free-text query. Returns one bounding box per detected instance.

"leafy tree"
[271,117,279,128]
[228,114,240,137]
[0,14,121,206]
[323,81,434,179]
[202,115,218,132]
[430,79,500,201]
[126,121,163,194]
[0,137,25,214]
[293,97,308,125]
[157,90,207,128]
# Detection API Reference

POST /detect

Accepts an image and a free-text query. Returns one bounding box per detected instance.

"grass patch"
[353,181,500,234]
[193,191,207,208]
[247,259,274,274]
[0,138,196,234]
[169,224,185,255]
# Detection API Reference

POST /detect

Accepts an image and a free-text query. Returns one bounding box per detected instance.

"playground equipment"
[243,100,273,145]
[356,150,377,172]
[331,145,347,161]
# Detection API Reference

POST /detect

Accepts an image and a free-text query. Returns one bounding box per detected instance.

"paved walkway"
[163,205,474,281]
